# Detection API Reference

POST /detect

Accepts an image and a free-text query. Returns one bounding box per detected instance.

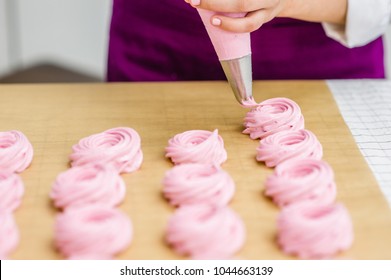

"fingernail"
[190,0,201,6]
[212,18,222,26]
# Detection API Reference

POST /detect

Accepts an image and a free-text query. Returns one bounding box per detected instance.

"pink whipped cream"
[166,204,245,259]
[50,165,126,209]
[0,212,19,259]
[70,127,143,174]
[0,171,24,212]
[240,96,258,108]
[54,205,132,259]
[163,163,235,207]
[165,129,227,165]
[265,159,336,207]
[0,130,33,173]
[256,129,323,167]
[277,202,354,259]
[243,97,305,139]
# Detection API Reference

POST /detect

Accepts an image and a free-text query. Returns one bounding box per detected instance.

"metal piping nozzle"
[220,54,253,105]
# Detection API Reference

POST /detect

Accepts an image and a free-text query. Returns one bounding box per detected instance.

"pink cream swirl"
[0,212,19,260]
[163,163,235,207]
[256,129,323,167]
[277,202,354,259]
[70,127,143,174]
[165,129,227,165]
[0,130,33,173]
[54,205,133,259]
[243,97,305,140]
[166,204,245,259]
[265,159,336,207]
[0,171,24,212]
[50,165,126,209]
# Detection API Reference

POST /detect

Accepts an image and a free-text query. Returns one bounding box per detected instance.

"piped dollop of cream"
[166,204,245,259]
[54,205,133,259]
[0,130,33,173]
[165,129,227,166]
[163,163,235,207]
[0,171,24,212]
[50,165,126,209]
[265,159,336,207]
[256,129,323,167]
[0,212,19,260]
[70,127,143,174]
[277,202,354,259]
[243,97,305,139]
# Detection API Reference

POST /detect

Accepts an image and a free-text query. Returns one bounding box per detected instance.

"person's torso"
[107,0,385,81]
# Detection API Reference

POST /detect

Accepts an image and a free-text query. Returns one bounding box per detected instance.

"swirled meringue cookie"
[166,205,245,259]
[265,159,336,207]
[70,127,143,174]
[0,171,24,212]
[55,205,132,259]
[243,98,305,139]
[163,163,235,207]
[277,202,353,259]
[0,212,20,260]
[0,130,33,173]
[165,129,227,165]
[256,129,323,167]
[50,165,126,209]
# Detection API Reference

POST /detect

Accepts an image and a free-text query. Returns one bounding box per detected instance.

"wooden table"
[1,81,390,260]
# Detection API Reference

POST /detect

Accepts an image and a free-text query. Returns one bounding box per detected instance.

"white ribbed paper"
[328,80,391,207]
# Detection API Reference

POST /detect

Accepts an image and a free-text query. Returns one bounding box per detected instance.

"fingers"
[184,0,283,33]
[211,9,275,33]
[186,0,280,13]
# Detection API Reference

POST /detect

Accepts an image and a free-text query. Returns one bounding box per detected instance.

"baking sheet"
[0,81,390,259]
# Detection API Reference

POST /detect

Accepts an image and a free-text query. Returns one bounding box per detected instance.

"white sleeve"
[322,0,391,48]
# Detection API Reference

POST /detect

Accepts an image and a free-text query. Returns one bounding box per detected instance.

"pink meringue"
[265,159,336,207]
[70,127,143,174]
[163,163,235,207]
[165,129,227,165]
[277,202,354,259]
[256,129,323,167]
[243,97,305,139]
[0,212,19,260]
[54,205,133,259]
[166,205,245,259]
[50,165,126,209]
[240,96,258,108]
[0,130,33,173]
[0,171,24,212]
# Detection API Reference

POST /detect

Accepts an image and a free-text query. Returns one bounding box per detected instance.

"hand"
[185,0,347,33]
[185,0,291,33]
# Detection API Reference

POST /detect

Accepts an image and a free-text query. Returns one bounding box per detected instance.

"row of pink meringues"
[243,97,353,259]
[52,127,142,259]
[0,130,33,259]
[164,129,246,259]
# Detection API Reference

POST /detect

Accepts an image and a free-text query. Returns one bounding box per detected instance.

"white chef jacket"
[323,0,391,47]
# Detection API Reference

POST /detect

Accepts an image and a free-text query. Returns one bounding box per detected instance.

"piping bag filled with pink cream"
[197,9,253,105]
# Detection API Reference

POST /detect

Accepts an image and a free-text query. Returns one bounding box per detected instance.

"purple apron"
[107,0,385,81]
